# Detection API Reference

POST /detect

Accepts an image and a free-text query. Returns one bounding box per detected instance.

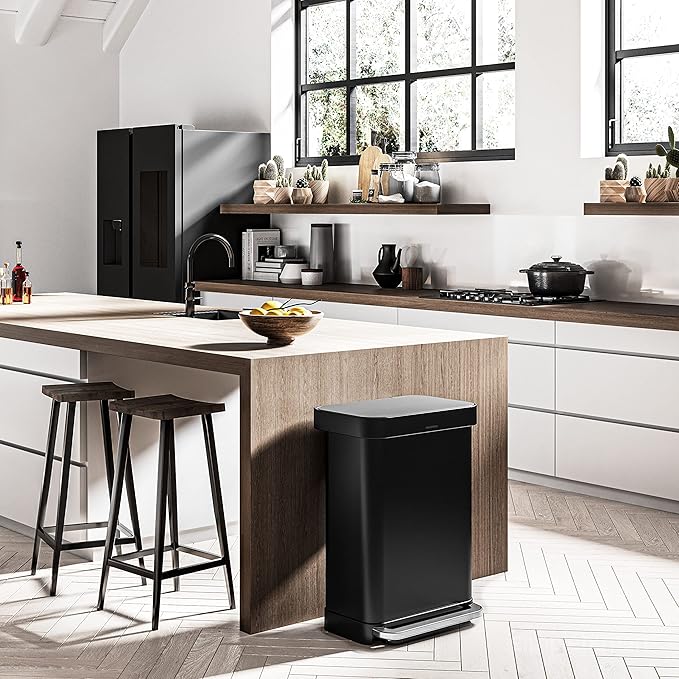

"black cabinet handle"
[112,219,123,232]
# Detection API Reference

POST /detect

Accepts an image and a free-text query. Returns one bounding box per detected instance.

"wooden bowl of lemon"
[239,300,323,345]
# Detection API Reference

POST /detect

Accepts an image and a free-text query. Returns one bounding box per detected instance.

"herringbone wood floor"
[1,481,679,677]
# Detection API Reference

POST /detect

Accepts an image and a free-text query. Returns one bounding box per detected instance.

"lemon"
[261,300,282,310]
[265,308,285,316]
[250,307,266,316]
[287,306,307,314]
[287,309,304,316]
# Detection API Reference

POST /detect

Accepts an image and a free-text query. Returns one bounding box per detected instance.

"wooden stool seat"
[98,396,234,630]
[109,394,225,420]
[42,382,135,403]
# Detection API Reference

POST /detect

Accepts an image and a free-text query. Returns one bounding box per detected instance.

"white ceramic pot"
[280,262,305,284]
[301,269,324,286]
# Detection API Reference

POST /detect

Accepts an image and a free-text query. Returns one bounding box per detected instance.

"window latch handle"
[295,137,302,164]
[608,119,616,149]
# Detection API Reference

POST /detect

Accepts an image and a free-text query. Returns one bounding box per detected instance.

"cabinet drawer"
[0,443,83,528]
[0,338,81,379]
[556,415,679,501]
[509,344,554,409]
[309,301,397,324]
[509,408,554,476]
[398,308,554,344]
[557,322,679,358]
[556,349,679,429]
[0,369,78,454]
[201,291,267,312]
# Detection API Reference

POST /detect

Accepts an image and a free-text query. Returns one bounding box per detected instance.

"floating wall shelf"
[219,203,491,215]
[584,203,679,216]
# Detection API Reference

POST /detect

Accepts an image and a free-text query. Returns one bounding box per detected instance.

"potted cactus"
[625,176,646,203]
[292,177,313,205]
[304,159,329,204]
[600,154,628,203]
[253,160,278,204]
[273,172,294,204]
[656,126,679,201]
[645,162,670,203]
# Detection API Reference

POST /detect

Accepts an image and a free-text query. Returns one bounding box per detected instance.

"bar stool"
[31,382,145,596]
[97,394,235,630]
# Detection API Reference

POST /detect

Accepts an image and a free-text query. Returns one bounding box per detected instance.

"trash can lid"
[314,395,476,439]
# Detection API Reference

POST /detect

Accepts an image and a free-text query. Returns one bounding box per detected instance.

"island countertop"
[0,293,500,377]
[0,293,507,635]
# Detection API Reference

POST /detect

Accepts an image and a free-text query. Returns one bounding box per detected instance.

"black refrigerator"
[97,124,270,302]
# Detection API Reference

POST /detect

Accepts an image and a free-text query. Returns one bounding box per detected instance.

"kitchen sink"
[158,309,240,321]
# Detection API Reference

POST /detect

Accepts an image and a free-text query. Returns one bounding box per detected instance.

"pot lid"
[522,256,592,274]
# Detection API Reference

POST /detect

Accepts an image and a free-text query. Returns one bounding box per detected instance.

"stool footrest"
[36,525,136,552]
[107,543,225,581]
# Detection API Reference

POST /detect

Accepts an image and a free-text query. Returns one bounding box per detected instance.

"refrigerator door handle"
[112,219,123,232]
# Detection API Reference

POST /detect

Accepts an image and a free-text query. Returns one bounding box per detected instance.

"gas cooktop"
[439,288,591,306]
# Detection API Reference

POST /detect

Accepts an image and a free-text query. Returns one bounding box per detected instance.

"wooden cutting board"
[358,145,383,200]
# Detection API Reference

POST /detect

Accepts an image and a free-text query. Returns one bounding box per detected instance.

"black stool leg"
[31,400,61,576]
[202,414,235,609]
[167,427,180,592]
[50,402,76,596]
[152,420,171,631]
[99,401,122,557]
[97,414,133,611]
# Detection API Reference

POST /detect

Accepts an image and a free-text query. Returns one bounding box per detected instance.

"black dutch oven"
[519,256,594,297]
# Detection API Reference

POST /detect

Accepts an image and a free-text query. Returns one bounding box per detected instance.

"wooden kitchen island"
[0,294,507,634]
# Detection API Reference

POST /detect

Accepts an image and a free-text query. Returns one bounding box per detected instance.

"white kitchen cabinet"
[0,337,82,379]
[397,307,555,344]
[201,291,268,311]
[556,415,679,501]
[508,407,555,476]
[302,300,397,324]
[508,344,554,410]
[557,321,679,358]
[0,368,77,454]
[556,348,679,429]
[0,443,83,529]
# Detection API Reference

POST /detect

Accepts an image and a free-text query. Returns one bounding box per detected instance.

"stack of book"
[242,228,281,280]
[254,257,308,282]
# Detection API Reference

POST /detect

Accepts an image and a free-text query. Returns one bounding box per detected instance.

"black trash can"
[314,395,482,645]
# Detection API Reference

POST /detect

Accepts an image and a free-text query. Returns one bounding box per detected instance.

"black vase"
[372,243,402,288]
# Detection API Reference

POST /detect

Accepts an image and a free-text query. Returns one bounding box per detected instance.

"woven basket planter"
[600,180,627,203]
[645,178,669,203]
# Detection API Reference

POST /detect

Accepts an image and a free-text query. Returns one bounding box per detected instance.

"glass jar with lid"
[378,151,418,202]
[414,163,441,203]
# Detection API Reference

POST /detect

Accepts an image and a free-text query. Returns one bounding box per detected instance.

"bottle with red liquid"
[12,241,25,302]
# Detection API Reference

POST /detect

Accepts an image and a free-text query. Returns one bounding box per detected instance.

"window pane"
[355,82,404,155]
[477,0,515,64]
[355,0,405,78]
[621,54,679,144]
[416,0,471,71]
[621,0,679,50]
[417,76,472,152]
[305,89,347,156]
[477,70,515,149]
[305,2,345,84]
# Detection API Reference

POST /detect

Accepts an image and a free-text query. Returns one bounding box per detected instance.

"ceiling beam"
[15,0,68,46]
[103,0,150,54]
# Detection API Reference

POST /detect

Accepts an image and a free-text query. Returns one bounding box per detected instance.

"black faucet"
[185,233,235,317]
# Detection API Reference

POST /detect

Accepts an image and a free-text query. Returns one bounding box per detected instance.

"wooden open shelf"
[219,203,490,215]
[584,203,679,216]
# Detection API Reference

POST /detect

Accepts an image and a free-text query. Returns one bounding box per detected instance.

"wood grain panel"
[241,337,508,633]
[219,203,491,215]
[584,202,679,215]
[197,279,679,332]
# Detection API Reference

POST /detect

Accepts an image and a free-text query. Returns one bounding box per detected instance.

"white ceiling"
[0,0,117,22]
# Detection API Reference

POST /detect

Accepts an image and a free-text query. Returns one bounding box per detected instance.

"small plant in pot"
[656,126,679,201]
[304,159,329,204]
[292,177,313,205]
[645,163,670,202]
[625,176,646,203]
[273,172,294,204]
[600,154,628,203]
[253,160,278,204]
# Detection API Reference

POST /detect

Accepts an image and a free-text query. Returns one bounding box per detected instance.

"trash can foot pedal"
[372,603,482,643]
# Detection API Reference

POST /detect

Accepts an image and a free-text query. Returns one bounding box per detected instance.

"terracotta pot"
[253,179,276,205]
[666,178,679,202]
[644,178,669,203]
[308,180,330,204]
[624,185,646,203]
[599,180,627,203]
[291,187,313,205]
[273,186,293,204]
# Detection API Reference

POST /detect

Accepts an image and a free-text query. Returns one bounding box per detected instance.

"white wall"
[0,14,118,293]
[119,0,271,132]
[273,0,679,304]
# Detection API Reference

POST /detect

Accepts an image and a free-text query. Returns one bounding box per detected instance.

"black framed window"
[295,0,515,166]
[606,0,679,156]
